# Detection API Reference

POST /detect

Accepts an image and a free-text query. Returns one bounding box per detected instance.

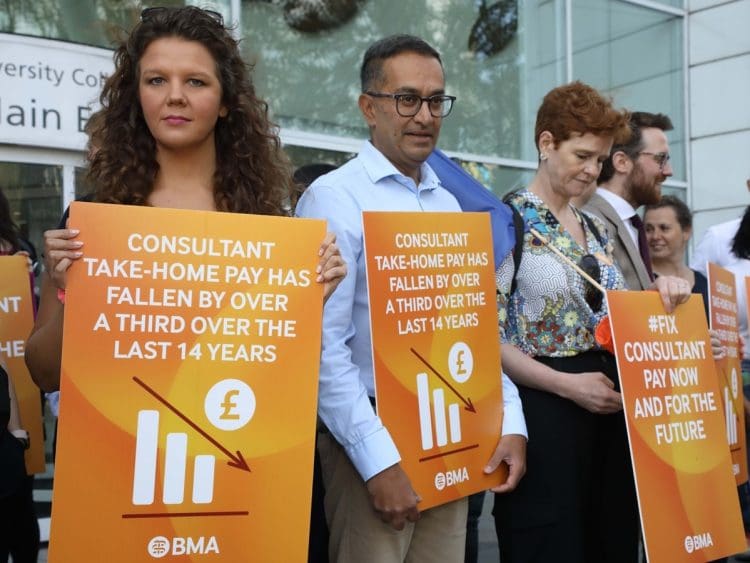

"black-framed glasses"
[638,151,670,171]
[140,7,224,26]
[579,254,603,312]
[365,92,456,118]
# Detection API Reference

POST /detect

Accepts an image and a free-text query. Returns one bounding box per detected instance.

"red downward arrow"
[133,376,251,472]
[410,348,477,413]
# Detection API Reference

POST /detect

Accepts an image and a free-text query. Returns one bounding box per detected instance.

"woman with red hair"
[493,82,690,562]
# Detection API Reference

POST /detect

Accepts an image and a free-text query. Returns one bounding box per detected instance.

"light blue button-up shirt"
[296,141,526,481]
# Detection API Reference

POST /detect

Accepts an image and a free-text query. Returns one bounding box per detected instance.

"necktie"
[630,213,654,282]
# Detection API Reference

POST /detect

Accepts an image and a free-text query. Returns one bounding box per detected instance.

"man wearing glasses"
[296,34,527,562]
[585,112,675,290]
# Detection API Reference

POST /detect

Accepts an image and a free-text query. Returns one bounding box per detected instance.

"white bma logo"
[434,472,447,491]
[684,532,713,553]
[684,535,694,554]
[148,536,170,558]
[434,467,469,491]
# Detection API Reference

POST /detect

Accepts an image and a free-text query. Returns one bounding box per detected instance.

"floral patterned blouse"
[496,189,625,358]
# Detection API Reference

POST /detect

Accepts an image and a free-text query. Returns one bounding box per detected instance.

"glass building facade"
[3,0,718,552]
[0,0,687,260]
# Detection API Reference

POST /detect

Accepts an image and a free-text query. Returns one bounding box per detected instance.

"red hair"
[534,81,630,150]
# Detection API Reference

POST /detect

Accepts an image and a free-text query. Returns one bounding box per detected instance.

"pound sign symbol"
[448,342,472,383]
[455,350,466,376]
[220,390,240,420]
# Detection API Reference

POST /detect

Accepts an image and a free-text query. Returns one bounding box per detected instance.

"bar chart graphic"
[132,410,216,505]
[123,377,251,519]
[725,387,739,448]
[416,373,462,450]
[722,366,741,451]
[410,347,479,462]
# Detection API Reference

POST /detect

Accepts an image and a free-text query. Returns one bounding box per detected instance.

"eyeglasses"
[638,151,670,171]
[579,254,603,312]
[140,7,224,26]
[365,92,456,118]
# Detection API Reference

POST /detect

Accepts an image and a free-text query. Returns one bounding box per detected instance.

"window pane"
[75,167,94,199]
[661,185,686,200]
[242,0,564,161]
[572,0,685,180]
[284,146,355,172]
[648,0,683,8]
[0,1,230,48]
[0,162,62,267]
[450,160,536,200]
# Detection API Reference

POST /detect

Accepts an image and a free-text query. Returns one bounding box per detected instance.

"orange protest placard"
[0,255,45,474]
[363,211,504,510]
[607,290,745,562]
[50,202,324,561]
[708,263,748,484]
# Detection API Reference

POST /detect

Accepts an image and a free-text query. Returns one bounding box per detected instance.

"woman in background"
[644,194,708,317]
[0,189,21,257]
[692,182,750,370]
[0,188,36,270]
[691,184,750,562]
[0,189,39,562]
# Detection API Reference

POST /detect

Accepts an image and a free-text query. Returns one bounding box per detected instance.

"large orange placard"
[363,211,504,510]
[708,263,748,484]
[50,202,324,561]
[0,255,45,473]
[607,290,745,562]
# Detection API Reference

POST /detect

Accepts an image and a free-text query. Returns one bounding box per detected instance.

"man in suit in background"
[585,112,674,290]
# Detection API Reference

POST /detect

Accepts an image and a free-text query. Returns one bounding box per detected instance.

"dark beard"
[627,162,661,207]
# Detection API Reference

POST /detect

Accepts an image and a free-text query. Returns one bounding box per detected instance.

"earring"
[540,153,548,161]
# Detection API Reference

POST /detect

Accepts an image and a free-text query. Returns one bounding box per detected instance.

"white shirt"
[691,218,750,360]
[296,141,527,481]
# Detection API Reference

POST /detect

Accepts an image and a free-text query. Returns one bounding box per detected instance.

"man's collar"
[359,141,440,191]
[596,187,637,219]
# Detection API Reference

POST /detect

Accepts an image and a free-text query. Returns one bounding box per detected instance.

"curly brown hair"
[87,6,292,216]
[534,81,630,153]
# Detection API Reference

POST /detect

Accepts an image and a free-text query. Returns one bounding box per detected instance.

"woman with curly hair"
[24,6,345,392]
[492,82,690,562]
[0,191,39,563]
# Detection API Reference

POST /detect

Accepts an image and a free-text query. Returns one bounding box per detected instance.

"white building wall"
[688,0,750,243]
